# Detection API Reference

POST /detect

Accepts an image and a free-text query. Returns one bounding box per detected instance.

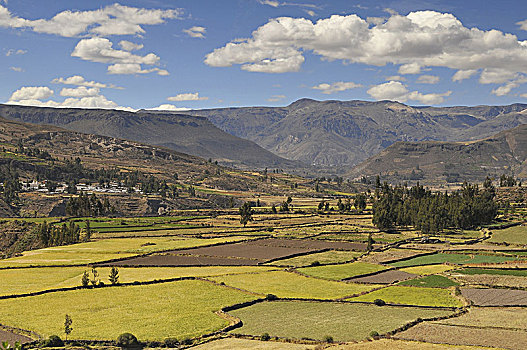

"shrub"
[323,335,334,343]
[310,261,321,266]
[373,299,385,306]
[260,333,271,341]
[163,337,179,347]
[265,293,278,301]
[369,331,379,338]
[41,335,64,347]
[117,333,139,348]
[180,338,193,345]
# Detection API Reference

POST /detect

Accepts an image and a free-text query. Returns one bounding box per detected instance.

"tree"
[64,314,73,340]
[354,193,367,213]
[90,267,99,286]
[109,267,120,285]
[239,202,254,227]
[271,204,277,214]
[84,220,91,242]
[81,271,89,287]
[367,232,374,251]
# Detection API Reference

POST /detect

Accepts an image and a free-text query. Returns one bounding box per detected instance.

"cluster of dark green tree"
[373,180,497,234]
[65,192,115,217]
[37,221,81,246]
[499,174,521,187]
[0,162,21,205]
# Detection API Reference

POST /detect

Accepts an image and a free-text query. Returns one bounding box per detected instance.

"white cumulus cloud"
[416,75,440,84]
[167,93,208,101]
[119,40,143,51]
[148,104,191,111]
[183,26,206,38]
[367,81,451,105]
[7,85,133,111]
[204,9,527,96]
[9,86,53,101]
[311,81,362,94]
[0,3,181,37]
[60,86,99,98]
[72,37,167,75]
[452,69,478,82]
[51,75,121,89]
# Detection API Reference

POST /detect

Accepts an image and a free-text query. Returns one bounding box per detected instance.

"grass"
[0,236,248,267]
[400,264,457,276]
[297,262,387,280]
[390,253,518,268]
[269,250,363,267]
[348,286,463,307]
[0,266,275,296]
[455,267,527,277]
[229,301,454,342]
[0,280,256,341]
[488,225,527,245]
[398,275,459,288]
[209,271,380,299]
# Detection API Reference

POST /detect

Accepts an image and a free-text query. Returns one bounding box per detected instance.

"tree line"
[373,180,497,234]
[37,221,81,246]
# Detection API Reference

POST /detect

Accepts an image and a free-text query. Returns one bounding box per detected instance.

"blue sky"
[2,0,527,110]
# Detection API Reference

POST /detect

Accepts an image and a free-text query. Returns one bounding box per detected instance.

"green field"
[348,286,463,307]
[398,275,459,288]
[455,268,527,277]
[229,301,454,342]
[269,250,363,267]
[0,266,275,296]
[488,225,527,245]
[209,271,380,299]
[390,253,518,268]
[297,262,387,280]
[0,280,255,341]
[0,236,248,267]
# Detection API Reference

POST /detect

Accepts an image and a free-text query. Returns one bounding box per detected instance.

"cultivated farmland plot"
[0,209,526,348]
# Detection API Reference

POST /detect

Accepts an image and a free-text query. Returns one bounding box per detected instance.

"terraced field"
[229,301,454,342]
[0,210,525,347]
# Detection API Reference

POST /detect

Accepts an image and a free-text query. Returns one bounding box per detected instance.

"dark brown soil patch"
[167,242,314,260]
[461,287,527,306]
[0,329,33,346]
[106,254,261,266]
[247,238,368,251]
[350,269,417,284]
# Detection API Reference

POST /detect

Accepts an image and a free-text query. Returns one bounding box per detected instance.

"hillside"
[0,104,299,171]
[0,116,320,217]
[347,124,527,185]
[190,100,527,172]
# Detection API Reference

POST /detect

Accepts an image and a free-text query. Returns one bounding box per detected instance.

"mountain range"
[190,99,527,173]
[0,104,299,171]
[1,100,527,183]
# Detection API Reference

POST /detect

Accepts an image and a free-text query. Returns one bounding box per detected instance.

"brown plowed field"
[167,242,315,260]
[351,269,417,284]
[0,329,33,346]
[106,254,261,266]
[395,323,527,350]
[246,238,368,251]
[461,287,527,306]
